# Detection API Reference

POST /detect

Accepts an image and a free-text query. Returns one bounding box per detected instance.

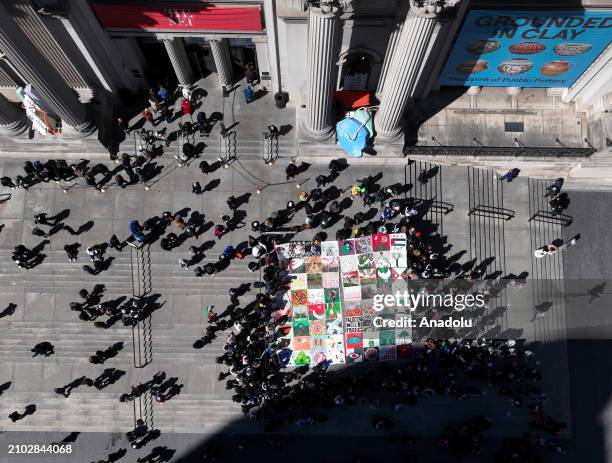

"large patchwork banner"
[275,234,411,366]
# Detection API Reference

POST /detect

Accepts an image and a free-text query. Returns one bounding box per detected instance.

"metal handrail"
[403,145,595,158]
[528,209,573,226]
[130,244,152,368]
[469,204,515,221]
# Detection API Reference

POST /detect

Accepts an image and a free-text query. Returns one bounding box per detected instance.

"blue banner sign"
[438,10,612,88]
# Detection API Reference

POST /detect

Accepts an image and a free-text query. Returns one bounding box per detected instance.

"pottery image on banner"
[311,336,326,350]
[553,42,592,56]
[509,42,545,54]
[466,39,500,55]
[456,59,488,74]
[540,60,570,76]
[498,58,533,75]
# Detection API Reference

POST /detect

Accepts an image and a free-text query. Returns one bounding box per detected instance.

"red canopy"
[92,3,263,32]
[333,90,371,109]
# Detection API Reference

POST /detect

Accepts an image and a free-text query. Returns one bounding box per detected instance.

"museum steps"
[0,324,228,364]
[0,250,258,294]
[0,137,297,162]
[0,392,242,433]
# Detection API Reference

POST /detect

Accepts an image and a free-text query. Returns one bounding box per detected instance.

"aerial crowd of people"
[0,77,575,462]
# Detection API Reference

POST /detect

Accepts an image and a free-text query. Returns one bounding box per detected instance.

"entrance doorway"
[228,38,257,75]
[185,42,213,81]
[136,37,175,86]
[340,52,371,91]
[185,37,259,83]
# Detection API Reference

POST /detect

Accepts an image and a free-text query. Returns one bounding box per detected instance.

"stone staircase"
[0,136,297,162]
[0,392,242,433]
[0,323,226,364]
[0,250,257,293]
[0,244,257,432]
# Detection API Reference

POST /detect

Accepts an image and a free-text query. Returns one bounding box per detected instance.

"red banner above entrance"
[92,3,263,32]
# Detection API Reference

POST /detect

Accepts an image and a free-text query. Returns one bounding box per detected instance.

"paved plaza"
[0,78,610,463]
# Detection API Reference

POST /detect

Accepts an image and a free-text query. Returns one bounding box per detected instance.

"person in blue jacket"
[129,220,146,242]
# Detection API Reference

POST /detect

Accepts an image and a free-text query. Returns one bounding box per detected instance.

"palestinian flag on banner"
[390,233,407,248]
[391,237,406,247]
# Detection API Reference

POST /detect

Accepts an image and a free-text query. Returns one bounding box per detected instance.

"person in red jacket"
[181,97,192,116]
[142,107,153,123]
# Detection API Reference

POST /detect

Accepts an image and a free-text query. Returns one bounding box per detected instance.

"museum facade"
[0,0,611,152]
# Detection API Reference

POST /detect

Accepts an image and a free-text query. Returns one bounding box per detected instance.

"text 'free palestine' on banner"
[438,10,612,88]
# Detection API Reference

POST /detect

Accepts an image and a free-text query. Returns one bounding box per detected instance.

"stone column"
[263,0,281,92]
[0,93,28,135]
[376,3,409,98]
[162,37,194,87]
[0,4,93,134]
[302,4,340,141]
[376,0,460,141]
[209,39,234,88]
